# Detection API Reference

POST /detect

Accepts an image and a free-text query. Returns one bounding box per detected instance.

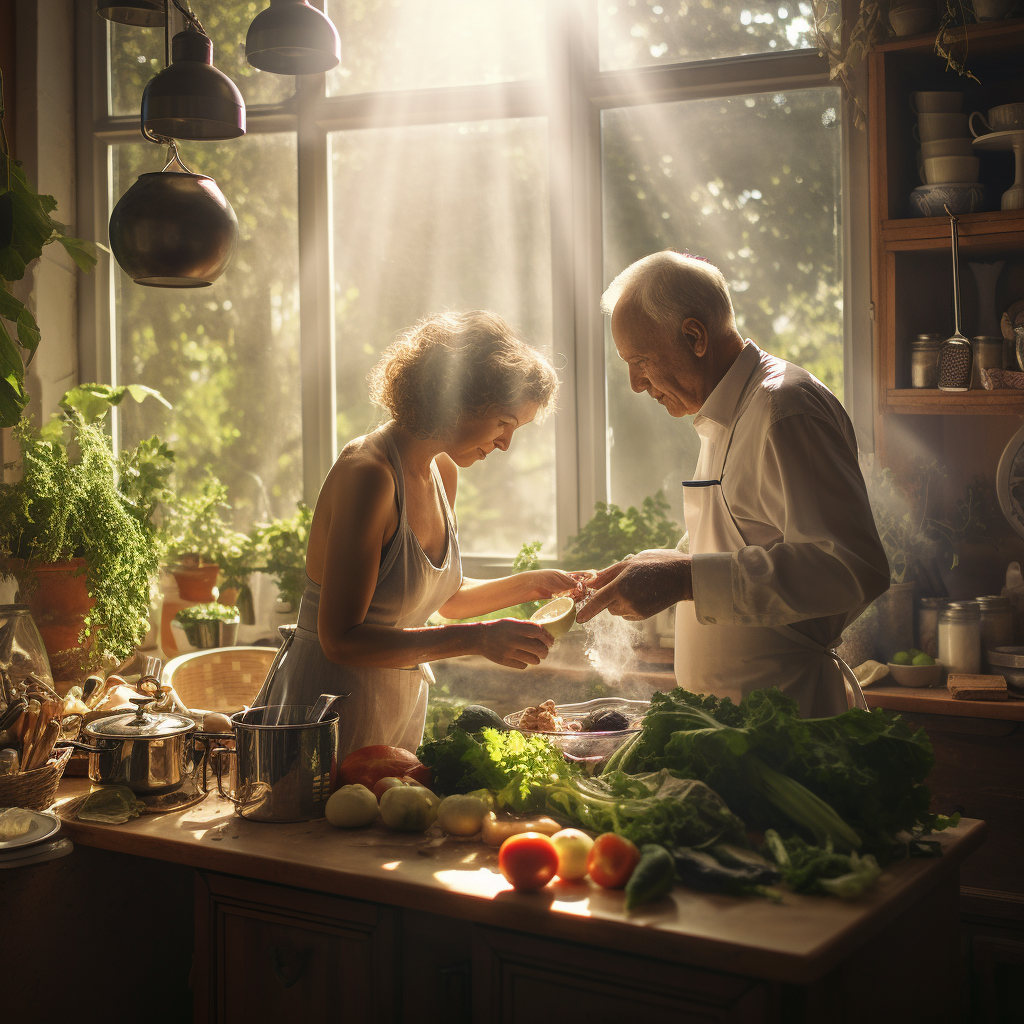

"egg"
[203,712,233,733]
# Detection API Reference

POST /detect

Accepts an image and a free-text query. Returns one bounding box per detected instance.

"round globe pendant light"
[141,26,245,140]
[245,0,340,75]
[109,142,238,288]
[96,0,166,26]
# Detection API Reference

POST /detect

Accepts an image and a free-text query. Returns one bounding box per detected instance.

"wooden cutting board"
[947,673,1008,701]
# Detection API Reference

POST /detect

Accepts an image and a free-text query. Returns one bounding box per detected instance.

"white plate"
[0,808,61,851]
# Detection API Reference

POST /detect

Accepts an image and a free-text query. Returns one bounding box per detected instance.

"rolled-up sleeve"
[691,412,890,628]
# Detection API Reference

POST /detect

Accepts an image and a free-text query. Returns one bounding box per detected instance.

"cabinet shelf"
[875,18,1024,57]
[882,209,1024,252]
[885,388,1024,414]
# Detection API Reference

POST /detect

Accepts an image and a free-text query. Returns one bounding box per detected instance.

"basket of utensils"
[0,669,77,810]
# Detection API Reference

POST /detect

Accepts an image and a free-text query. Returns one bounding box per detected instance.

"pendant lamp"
[109,141,238,288]
[141,25,245,140]
[245,0,340,75]
[96,0,166,26]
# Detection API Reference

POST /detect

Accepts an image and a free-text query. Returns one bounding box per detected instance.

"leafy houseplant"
[162,478,251,602]
[0,71,98,426]
[564,491,682,569]
[0,385,170,675]
[250,503,312,612]
[174,602,240,650]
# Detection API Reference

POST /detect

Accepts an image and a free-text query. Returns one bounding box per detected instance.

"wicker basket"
[161,646,276,717]
[0,745,73,811]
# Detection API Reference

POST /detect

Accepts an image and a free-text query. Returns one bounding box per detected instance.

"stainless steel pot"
[61,696,205,794]
[211,704,339,822]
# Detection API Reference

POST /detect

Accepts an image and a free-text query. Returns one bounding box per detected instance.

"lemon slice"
[530,597,577,639]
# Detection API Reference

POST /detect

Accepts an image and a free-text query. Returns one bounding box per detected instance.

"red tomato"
[498,832,559,890]
[586,833,641,889]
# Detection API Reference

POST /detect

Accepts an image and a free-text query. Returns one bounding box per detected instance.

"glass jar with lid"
[910,334,941,389]
[937,600,981,677]
[974,595,1013,668]
[971,336,1005,389]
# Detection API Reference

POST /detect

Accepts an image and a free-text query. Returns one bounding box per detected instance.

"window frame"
[76,0,868,576]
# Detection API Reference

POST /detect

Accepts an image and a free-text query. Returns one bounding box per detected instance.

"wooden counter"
[864,683,1024,721]
[37,778,984,1023]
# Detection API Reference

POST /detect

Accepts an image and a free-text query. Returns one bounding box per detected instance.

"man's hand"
[576,549,692,623]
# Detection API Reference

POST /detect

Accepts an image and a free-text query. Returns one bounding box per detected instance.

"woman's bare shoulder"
[324,433,395,505]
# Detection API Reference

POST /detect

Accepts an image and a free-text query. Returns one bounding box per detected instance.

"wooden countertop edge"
[55,802,987,987]
[865,686,1024,721]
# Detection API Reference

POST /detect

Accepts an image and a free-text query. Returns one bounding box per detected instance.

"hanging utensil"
[937,205,974,392]
[307,692,350,724]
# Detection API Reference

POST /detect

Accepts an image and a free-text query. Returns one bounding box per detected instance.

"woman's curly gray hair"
[368,311,559,438]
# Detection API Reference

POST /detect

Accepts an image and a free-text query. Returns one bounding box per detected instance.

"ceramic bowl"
[915,112,970,143]
[923,155,980,184]
[887,661,944,687]
[911,91,964,115]
[910,182,986,217]
[920,137,976,161]
[889,3,938,37]
[971,0,1017,20]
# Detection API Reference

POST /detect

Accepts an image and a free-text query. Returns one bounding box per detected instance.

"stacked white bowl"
[913,91,979,186]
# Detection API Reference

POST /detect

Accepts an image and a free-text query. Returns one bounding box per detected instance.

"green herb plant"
[564,491,681,569]
[0,385,169,667]
[0,70,98,426]
[163,477,250,573]
[250,502,312,611]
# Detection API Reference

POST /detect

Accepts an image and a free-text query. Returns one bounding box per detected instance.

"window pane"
[329,119,554,558]
[598,1,817,72]
[601,87,843,532]
[112,133,302,530]
[107,13,292,119]
[326,0,546,96]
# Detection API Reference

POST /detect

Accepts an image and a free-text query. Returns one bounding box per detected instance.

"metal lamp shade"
[109,171,238,288]
[142,29,245,141]
[245,0,340,75]
[96,0,166,26]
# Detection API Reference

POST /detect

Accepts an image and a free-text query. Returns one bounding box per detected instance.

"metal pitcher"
[211,704,339,822]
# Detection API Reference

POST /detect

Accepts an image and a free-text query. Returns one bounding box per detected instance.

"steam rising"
[580,609,640,685]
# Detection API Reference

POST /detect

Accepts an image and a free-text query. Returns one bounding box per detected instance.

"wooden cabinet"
[194,872,396,1024]
[868,19,1024,437]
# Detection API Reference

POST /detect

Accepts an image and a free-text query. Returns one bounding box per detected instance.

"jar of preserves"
[937,600,981,677]
[917,596,947,658]
[971,335,1005,389]
[975,594,1013,668]
[910,334,941,388]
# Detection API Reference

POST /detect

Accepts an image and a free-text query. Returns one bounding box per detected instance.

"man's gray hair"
[600,251,736,336]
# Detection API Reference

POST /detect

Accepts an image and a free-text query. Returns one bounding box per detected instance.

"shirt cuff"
[691,552,736,626]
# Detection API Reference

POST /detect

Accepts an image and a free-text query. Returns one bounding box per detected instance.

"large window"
[87,1,847,567]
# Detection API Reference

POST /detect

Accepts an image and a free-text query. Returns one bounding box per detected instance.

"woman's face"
[446,402,541,468]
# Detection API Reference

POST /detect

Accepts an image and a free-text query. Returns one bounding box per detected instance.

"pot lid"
[87,698,196,739]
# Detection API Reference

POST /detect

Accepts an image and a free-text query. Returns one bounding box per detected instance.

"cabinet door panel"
[473,926,770,1024]
[196,872,396,1024]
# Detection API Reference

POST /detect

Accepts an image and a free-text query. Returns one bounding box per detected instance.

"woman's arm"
[438,570,588,620]
[315,454,552,670]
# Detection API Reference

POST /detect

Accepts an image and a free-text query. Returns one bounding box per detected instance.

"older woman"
[258,310,585,755]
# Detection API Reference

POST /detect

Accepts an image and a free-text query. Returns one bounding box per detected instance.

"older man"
[577,251,888,717]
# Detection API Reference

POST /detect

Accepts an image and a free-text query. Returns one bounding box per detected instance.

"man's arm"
[691,412,889,628]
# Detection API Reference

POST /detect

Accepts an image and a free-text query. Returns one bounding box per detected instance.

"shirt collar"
[693,341,760,430]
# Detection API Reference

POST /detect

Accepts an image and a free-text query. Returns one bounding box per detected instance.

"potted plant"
[250,503,312,614]
[162,478,250,603]
[173,602,241,651]
[0,384,171,678]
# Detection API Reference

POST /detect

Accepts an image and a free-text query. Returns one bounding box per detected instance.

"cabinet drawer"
[195,872,396,1024]
[473,926,770,1024]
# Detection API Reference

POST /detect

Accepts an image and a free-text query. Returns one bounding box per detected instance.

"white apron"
[674,419,867,718]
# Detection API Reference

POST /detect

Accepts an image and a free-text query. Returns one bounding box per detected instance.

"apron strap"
[774,623,869,712]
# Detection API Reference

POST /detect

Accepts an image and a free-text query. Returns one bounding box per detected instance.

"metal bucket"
[212,705,339,822]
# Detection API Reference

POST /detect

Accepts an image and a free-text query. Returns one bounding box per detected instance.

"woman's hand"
[473,619,554,669]
[576,550,691,623]
[516,570,595,602]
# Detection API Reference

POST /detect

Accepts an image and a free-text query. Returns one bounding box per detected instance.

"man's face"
[610,304,706,417]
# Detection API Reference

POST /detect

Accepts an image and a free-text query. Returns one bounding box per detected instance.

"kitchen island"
[1,777,984,1024]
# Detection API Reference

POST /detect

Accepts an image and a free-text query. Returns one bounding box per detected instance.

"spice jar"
[937,336,973,392]
[971,335,1005,389]
[975,594,1013,668]
[937,600,981,677]
[917,597,947,658]
[910,334,942,388]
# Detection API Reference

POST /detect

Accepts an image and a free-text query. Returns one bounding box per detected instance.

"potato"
[325,784,380,828]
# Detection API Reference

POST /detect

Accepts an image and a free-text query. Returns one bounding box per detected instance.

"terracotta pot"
[171,563,220,603]
[21,559,97,681]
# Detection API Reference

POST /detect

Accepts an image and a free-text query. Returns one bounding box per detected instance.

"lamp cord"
[171,0,204,35]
